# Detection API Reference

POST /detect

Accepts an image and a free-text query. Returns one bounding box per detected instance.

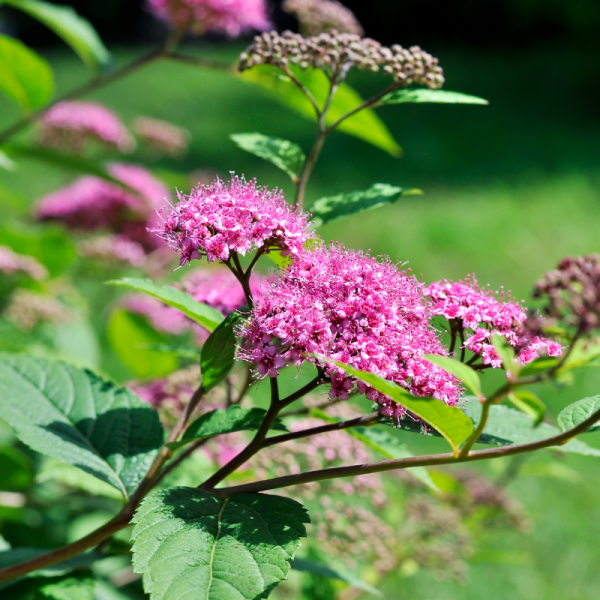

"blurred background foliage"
[1,0,600,599]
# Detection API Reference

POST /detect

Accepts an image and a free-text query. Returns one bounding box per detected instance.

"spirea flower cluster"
[425,276,562,367]
[0,246,47,281]
[133,117,191,157]
[283,0,363,36]
[534,254,600,335]
[5,290,71,331]
[240,243,461,418]
[78,235,147,267]
[239,30,444,88]
[155,175,313,266]
[147,0,270,36]
[37,101,134,155]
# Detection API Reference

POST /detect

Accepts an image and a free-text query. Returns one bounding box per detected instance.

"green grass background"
[1,42,600,599]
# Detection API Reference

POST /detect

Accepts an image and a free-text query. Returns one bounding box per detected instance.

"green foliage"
[0,148,16,171]
[200,312,242,391]
[0,354,164,498]
[378,89,489,106]
[107,309,179,379]
[465,398,600,456]
[2,0,111,71]
[424,354,484,400]
[131,487,309,600]
[106,278,224,332]
[507,391,545,427]
[318,355,473,455]
[239,65,401,156]
[0,34,53,112]
[0,444,33,491]
[310,183,422,228]
[168,406,288,451]
[293,558,382,597]
[558,395,600,434]
[491,334,521,377]
[230,133,305,183]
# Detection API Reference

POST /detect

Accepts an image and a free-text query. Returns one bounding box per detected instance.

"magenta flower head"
[147,0,270,37]
[37,101,134,155]
[239,243,462,418]
[154,174,313,267]
[182,267,267,314]
[425,276,562,367]
[0,246,47,281]
[133,117,191,157]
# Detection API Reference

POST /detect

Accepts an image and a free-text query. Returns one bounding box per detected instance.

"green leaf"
[231,133,305,183]
[491,333,521,377]
[168,406,288,451]
[3,0,111,71]
[0,149,16,171]
[200,312,242,391]
[316,355,473,455]
[106,278,223,332]
[378,89,489,106]
[310,183,422,228]
[107,309,180,379]
[424,354,484,400]
[0,354,164,498]
[139,344,200,360]
[131,487,309,600]
[35,574,97,600]
[0,34,53,112]
[464,398,600,456]
[507,391,545,427]
[0,444,33,491]
[310,408,438,492]
[239,65,401,157]
[558,395,600,434]
[292,558,382,597]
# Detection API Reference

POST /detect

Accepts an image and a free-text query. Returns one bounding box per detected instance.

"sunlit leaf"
[558,395,600,434]
[507,391,545,426]
[492,333,521,378]
[0,34,53,112]
[378,89,489,106]
[310,183,422,227]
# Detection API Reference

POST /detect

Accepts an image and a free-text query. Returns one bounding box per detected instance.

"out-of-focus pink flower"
[425,275,561,366]
[283,0,363,36]
[147,0,270,36]
[5,290,71,331]
[0,246,47,280]
[78,235,147,267]
[37,101,134,155]
[240,243,462,418]
[133,117,191,157]
[154,174,313,267]
[121,294,190,334]
[182,267,267,314]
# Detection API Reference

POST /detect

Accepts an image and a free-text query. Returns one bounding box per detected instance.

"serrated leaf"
[106,278,223,332]
[131,487,309,600]
[0,355,164,498]
[378,89,489,106]
[424,354,484,400]
[309,409,438,492]
[491,333,521,377]
[200,312,242,391]
[168,406,288,451]
[316,355,473,455]
[2,0,110,71]
[310,183,422,228]
[0,34,53,112]
[464,397,600,456]
[292,558,381,597]
[239,65,401,157]
[107,309,179,379]
[558,395,600,434]
[507,391,545,427]
[231,133,305,183]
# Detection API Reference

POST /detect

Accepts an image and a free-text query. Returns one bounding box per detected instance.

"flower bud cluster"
[154,175,313,266]
[425,276,562,368]
[78,235,147,268]
[5,290,71,331]
[283,0,363,36]
[38,101,134,155]
[239,243,462,419]
[239,30,444,88]
[0,246,47,281]
[133,117,191,157]
[534,255,600,335]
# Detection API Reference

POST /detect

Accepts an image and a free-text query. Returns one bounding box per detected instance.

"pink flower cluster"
[424,276,562,367]
[35,163,169,252]
[78,235,147,267]
[240,243,462,418]
[37,101,134,155]
[133,117,191,157]
[155,175,312,266]
[147,0,270,36]
[0,246,47,280]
